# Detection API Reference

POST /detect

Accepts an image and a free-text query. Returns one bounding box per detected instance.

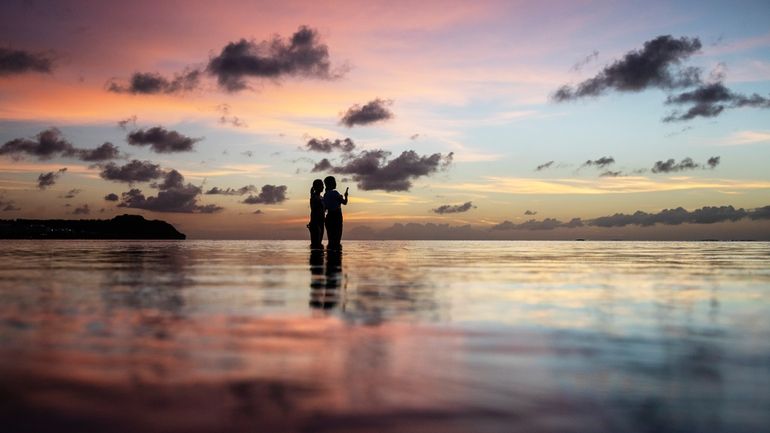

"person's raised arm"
[341,187,349,205]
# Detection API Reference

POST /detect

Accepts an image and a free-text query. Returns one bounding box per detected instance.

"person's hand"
[344,187,349,197]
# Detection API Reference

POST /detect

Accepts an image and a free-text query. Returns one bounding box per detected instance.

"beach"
[1,240,769,432]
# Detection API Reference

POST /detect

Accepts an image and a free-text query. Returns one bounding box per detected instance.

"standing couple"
[308,176,348,250]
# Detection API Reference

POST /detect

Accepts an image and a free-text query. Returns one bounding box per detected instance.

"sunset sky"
[1,0,769,239]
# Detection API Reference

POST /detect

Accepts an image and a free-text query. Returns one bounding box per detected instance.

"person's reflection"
[309,250,343,310]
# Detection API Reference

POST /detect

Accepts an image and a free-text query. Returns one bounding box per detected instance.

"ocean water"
[1,240,769,433]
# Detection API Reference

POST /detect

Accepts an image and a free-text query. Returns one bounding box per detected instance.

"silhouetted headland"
[0,214,185,239]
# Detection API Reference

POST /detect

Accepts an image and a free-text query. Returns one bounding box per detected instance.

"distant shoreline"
[0,214,185,240]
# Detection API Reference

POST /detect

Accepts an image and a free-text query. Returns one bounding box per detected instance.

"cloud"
[600,170,624,177]
[117,170,223,213]
[524,210,537,215]
[536,161,555,171]
[72,204,90,215]
[242,184,288,204]
[305,137,355,153]
[589,205,755,227]
[651,156,719,173]
[216,104,247,127]
[724,130,770,145]
[313,149,453,192]
[207,26,340,92]
[117,115,137,130]
[78,142,121,161]
[570,50,599,72]
[0,128,122,161]
[311,158,333,172]
[663,82,770,121]
[99,160,165,183]
[490,204,770,231]
[582,156,615,168]
[0,195,21,211]
[61,188,81,199]
[432,201,475,214]
[491,217,584,231]
[750,205,770,220]
[104,193,119,201]
[204,185,257,195]
[553,35,702,101]
[107,69,201,95]
[37,167,66,189]
[127,127,201,153]
[0,47,54,76]
[1,128,75,160]
[340,98,394,127]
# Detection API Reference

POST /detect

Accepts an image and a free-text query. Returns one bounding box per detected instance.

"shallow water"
[1,240,769,432]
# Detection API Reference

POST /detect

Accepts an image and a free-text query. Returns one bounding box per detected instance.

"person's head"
[323,176,337,191]
[312,179,324,194]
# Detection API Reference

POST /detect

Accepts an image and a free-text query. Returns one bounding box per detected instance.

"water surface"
[1,241,769,432]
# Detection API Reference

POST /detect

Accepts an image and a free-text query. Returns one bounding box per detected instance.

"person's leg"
[325,217,335,248]
[327,212,341,249]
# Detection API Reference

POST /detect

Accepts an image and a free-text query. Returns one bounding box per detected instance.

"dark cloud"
[311,158,333,172]
[61,188,81,199]
[314,149,453,192]
[305,137,355,153]
[599,170,624,177]
[582,156,615,168]
[491,218,581,231]
[651,157,698,173]
[490,204,770,231]
[589,205,753,227]
[651,156,719,173]
[104,193,119,201]
[242,185,288,204]
[536,161,555,171]
[0,128,122,161]
[153,169,185,190]
[72,204,90,215]
[553,35,702,101]
[750,206,770,220]
[410,133,420,140]
[524,210,537,215]
[340,98,394,127]
[117,170,223,213]
[663,82,770,121]
[78,142,121,161]
[117,115,137,130]
[207,26,340,92]
[99,160,164,183]
[204,185,257,195]
[107,69,201,95]
[253,209,263,215]
[37,167,66,189]
[1,128,75,160]
[0,47,54,76]
[127,127,201,153]
[432,201,475,214]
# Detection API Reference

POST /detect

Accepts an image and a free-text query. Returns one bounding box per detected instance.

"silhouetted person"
[307,179,325,249]
[323,176,348,250]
